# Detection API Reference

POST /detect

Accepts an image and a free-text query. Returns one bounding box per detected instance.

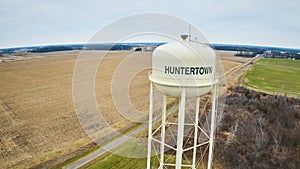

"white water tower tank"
[149,41,216,97]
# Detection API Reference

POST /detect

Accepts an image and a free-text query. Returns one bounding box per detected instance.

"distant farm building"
[131,45,157,52]
[263,50,300,60]
[235,48,256,57]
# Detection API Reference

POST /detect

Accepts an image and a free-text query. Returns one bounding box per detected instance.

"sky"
[0,0,299,48]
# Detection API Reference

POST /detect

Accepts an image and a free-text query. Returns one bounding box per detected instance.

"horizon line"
[1,42,300,51]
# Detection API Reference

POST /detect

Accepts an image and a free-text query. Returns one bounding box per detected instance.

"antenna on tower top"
[180,35,188,41]
[188,25,191,42]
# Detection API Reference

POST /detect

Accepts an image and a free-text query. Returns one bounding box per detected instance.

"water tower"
[147,38,217,169]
